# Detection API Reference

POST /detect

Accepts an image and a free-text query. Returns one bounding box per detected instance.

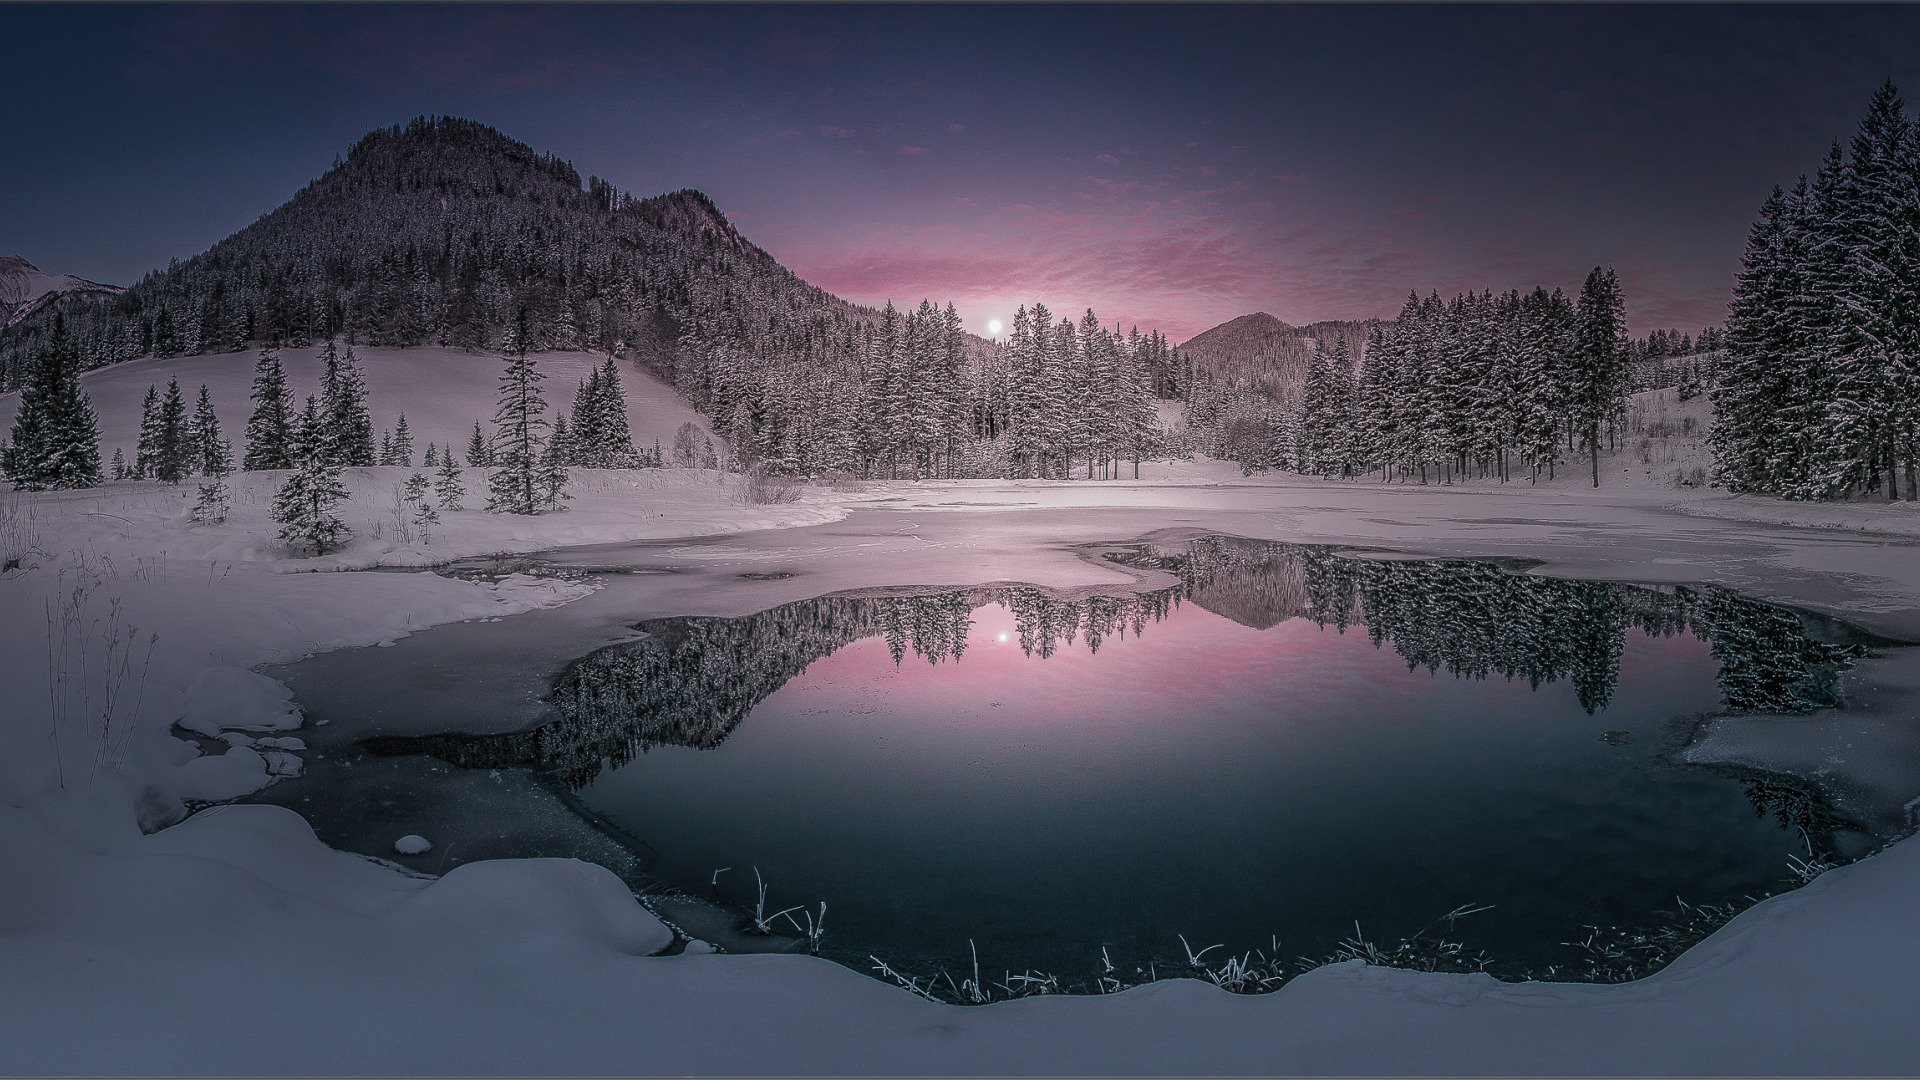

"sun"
[986,318,1003,336]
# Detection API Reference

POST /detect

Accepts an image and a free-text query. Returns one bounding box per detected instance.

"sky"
[4,4,1919,344]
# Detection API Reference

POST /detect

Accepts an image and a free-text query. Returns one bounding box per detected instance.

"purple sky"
[5,4,1918,342]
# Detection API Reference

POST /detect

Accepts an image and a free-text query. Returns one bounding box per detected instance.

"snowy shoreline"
[3,459,1920,1074]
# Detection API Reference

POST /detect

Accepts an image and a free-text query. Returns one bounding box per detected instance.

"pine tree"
[1822,81,1918,500]
[134,384,162,479]
[110,448,127,480]
[322,342,375,466]
[151,307,177,358]
[568,372,599,467]
[243,348,296,470]
[411,497,440,543]
[434,457,465,510]
[539,422,571,511]
[488,317,549,514]
[466,421,492,467]
[568,356,636,467]
[187,384,232,477]
[1714,185,1807,494]
[271,395,352,554]
[2,313,102,490]
[151,377,191,484]
[390,413,414,467]
[422,442,439,469]
[1295,342,1336,474]
[548,415,573,471]
[1322,337,1360,476]
[189,478,231,525]
[1571,267,1629,487]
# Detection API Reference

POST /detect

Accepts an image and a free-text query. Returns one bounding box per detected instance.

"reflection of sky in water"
[579,594,1807,979]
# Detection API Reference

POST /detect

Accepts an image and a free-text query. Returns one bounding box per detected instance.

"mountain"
[0,116,865,392]
[0,256,123,329]
[1176,312,1378,403]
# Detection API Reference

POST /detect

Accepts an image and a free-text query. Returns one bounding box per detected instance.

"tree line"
[1285,268,1632,486]
[674,297,1175,479]
[1713,81,1920,501]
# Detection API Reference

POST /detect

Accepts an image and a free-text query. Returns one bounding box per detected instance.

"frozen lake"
[311,535,1893,984]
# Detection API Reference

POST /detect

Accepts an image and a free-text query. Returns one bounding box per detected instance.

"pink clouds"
[820,125,856,138]
[770,174,1474,341]
[947,123,966,133]
[770,191,1426,341]
[1095,153,1119,166]
[899,145,929,156]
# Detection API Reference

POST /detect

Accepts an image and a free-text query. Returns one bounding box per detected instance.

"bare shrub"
[670,422,701,468]
[737,463,803,505]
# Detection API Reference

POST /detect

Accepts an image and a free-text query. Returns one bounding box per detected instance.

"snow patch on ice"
[177,667,302,736]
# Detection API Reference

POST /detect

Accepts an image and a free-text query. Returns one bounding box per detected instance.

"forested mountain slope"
[0,116,861,389]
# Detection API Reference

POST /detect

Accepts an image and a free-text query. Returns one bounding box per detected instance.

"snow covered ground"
[3,362,1920,1074]
[0,345,722,470]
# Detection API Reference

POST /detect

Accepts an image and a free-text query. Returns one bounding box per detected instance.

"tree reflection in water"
[372,536,1870,791]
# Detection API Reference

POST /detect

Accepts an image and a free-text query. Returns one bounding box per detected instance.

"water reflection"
[375,537,1867,791]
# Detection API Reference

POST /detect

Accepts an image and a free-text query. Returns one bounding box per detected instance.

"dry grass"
[0,488,47,573]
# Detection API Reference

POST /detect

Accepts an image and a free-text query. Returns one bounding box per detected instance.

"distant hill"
[0,256,123,329]
[1176,312,1379,404]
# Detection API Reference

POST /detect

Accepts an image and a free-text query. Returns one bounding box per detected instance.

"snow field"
[0,345,722,473]
[1,359,1920,1072]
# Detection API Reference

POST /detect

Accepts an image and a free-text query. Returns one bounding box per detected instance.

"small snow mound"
[394,834,432,855]
[387,858,674,956]
[682,939,716,954]
[179,667,302,736]
[173,746,271,802]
